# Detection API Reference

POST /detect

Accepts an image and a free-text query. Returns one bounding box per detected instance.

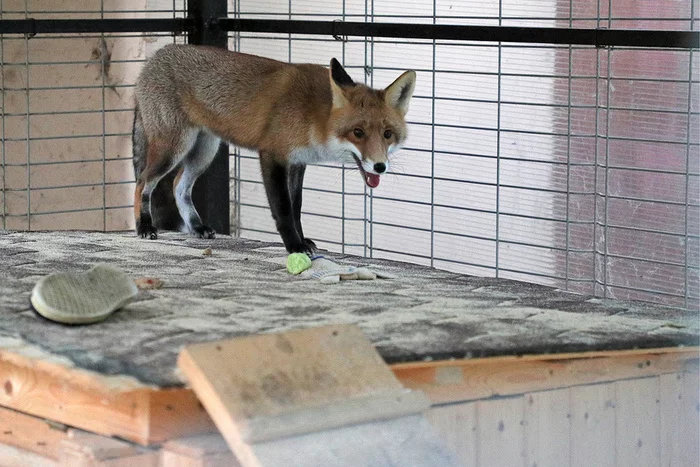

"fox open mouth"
[353,156,381,188]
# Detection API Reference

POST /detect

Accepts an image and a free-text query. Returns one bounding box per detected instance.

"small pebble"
[202,248,212,256]
[134,277,164,290]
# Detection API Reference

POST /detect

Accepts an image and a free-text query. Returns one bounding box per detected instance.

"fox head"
[328,58,416,189]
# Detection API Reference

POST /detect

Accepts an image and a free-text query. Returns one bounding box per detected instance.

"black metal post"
[188,0,231,235]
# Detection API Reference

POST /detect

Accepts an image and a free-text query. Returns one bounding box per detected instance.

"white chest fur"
[289,137,359,165]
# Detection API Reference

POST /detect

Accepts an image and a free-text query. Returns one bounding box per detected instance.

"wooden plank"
[393,347,698,404]
[570,382,616,467]
[524,388,571,467]
[615,377,660,466]
[476,396,526,466]
[59,431,158,467]
[0,349,215,445]
[0,405,72,460]
[660,373,683,467]
[178,325,457,467]
[143,388,216,443]
[178,325,423,443]
[677,371,700,467]
[161,434,239,467]
[426,403,477,466]
[0,348,149,444]
[0,441,57,467]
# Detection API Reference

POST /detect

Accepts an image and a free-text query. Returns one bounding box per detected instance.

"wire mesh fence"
[0,0,698,310]
[0,0,187,232]
[229,0,699,310]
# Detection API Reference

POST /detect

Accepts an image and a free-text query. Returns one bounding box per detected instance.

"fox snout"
[361,158,389,175]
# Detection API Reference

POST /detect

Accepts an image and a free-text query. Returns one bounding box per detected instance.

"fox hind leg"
[136,129,198,239]
[174,131,220,239]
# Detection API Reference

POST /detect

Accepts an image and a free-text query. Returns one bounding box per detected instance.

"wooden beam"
[0,405,71,460]
[0,349,215,445]
[392,347,699,404]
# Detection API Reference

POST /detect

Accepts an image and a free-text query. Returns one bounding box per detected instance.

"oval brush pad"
[30,264,138,325]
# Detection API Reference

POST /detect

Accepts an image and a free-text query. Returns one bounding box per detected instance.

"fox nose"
[374,162,386,174]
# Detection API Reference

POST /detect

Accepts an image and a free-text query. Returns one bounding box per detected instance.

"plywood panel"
[476,396,526,466]
[426,403,477,466]
[524,388,571,467]
[570,383,616,467]
[660,373,683,467]
[678,371,700,467]
[615,377,660,466]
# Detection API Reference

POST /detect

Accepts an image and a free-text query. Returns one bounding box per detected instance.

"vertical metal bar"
[368,0,375,259]
[495,0,503,278]
[592,0,602,297]
[1,0,6,230]
[341,0,346,255]
[430,0,436,268]
[101,0,107,231]
[187,0,230,235]
[234,0,241,238]
[565,0,573,291]
[602,0,613,299]
[684,0,695,308]
[23,0,29,230]
[362,0,369,258]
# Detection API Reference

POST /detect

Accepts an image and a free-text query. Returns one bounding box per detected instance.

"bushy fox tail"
[132,105,183,231]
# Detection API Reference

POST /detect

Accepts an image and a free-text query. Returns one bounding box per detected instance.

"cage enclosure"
[0,1,698,466]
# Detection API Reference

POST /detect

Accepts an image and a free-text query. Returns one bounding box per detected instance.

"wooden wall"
[427,371,700,467]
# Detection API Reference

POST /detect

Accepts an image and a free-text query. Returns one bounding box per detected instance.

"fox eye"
[384,129,393,139]
[353,128,365,138]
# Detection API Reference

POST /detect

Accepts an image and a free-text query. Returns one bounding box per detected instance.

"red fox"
[132,44,416,253]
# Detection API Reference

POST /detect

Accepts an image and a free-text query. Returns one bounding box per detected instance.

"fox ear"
[330,58,354,87]
[329,58,352,109]
[384,70,416,115]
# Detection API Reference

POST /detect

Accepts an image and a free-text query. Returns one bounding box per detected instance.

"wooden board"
[178,324,457,467]
[659,371,700,467]
[0,405,72,460]
[569,382,616,467]
[524,388,571,467]
[161,435,240,467]
[0,347,214,445]
[426,403,477,466]
[393,346,699,404]
[615,378,660,466]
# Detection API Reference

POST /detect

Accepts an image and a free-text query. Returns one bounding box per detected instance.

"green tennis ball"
[287,253,312,275]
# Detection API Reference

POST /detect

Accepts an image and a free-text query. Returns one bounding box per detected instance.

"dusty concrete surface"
[0,230,697,387]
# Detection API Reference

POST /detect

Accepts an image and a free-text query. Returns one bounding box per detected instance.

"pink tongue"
[366,173,381,188]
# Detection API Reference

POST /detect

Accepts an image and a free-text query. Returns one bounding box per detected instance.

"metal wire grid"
[0,0,187,232]
[230,0,699,310]
[0,1,697,310]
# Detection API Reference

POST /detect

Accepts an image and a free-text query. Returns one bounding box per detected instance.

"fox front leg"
[260,155,314,255]
[288,164,317,254]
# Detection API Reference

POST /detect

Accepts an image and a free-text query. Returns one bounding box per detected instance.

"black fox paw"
[193,225,216,239]
[302,238,317,254]
[137,224,158,240]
